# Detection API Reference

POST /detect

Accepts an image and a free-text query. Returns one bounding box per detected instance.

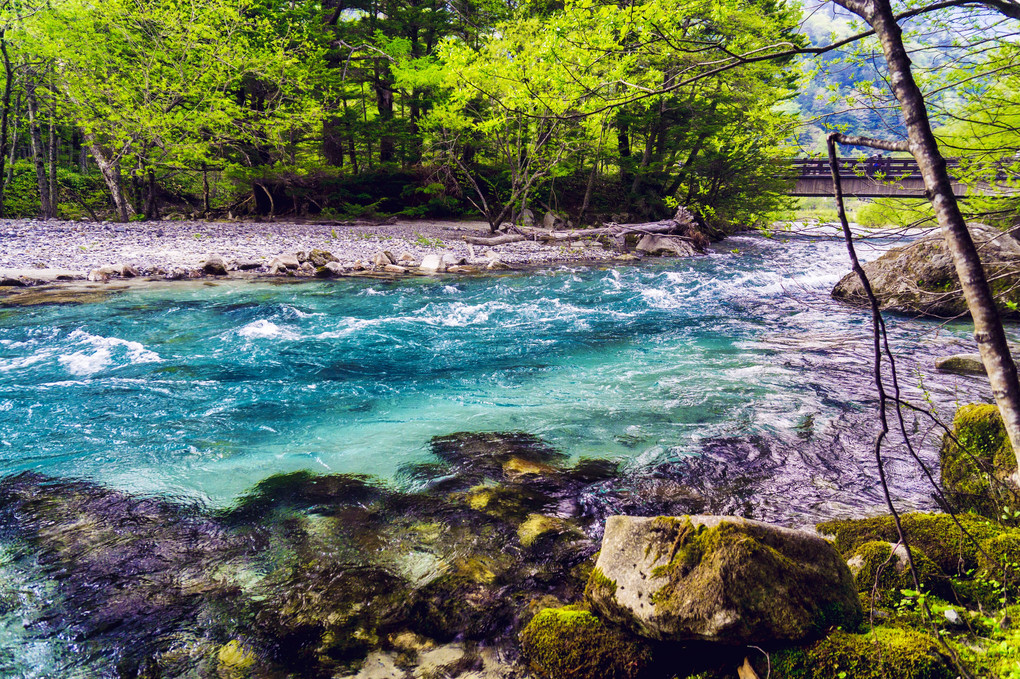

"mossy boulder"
[519,607,653,679]
[817,511,1004,576]
[769,626,954,679]
[586,515,862,644]
[846,541,946,606]
[832,222,1020,318]
[940,404,1020,518]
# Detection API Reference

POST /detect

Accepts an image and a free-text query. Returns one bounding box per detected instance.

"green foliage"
[854,198,935,228]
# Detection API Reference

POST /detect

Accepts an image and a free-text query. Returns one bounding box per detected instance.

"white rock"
[419,254,445,273]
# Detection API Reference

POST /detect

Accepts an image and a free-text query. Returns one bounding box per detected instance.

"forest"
[0,0,1010,234]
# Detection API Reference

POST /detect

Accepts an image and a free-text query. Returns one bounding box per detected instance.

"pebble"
[0,218,616,278]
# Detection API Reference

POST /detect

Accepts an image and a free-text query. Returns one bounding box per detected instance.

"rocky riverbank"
[0,218,626,285]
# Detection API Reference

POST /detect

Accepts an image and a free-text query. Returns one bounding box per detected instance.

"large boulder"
[832,223,1020,317]
[585,515,862,645]
[635,234,698,257]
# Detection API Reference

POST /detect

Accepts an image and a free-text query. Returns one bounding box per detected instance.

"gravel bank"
[0,217,622,283]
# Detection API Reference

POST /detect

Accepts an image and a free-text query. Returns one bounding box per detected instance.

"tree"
[826,0,1020,481]
[404,0,804,230]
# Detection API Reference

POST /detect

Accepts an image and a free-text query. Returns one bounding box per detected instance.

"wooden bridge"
[789,158,1019,198]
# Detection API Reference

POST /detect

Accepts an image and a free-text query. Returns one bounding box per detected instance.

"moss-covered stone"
[817,511,1004,576]
[519,607,653,679]
[977,531,1020,587]
[517,514,581,548]
[941,404,1020,518]
[846,541,946,607]
[216,639,256,679]
[770,626,954,679]
[588,515,861,644]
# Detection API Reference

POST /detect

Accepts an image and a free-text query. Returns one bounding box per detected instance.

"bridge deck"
[787,158,1017,198]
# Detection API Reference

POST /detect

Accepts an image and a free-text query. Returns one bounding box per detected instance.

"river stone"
[935,353,987,375]
[635,234,697,257]
[201,255,228,276]
[519,208,535,227]
[586,515,862,644]
[308,248,338,267]
[832,222,1020,318]
[270,253,300,270]
[543,212,565,229]
[419,254,445,273]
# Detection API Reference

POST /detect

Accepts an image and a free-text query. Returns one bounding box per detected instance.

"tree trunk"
[837,0,1020,479]
[47,106,57,219]
[202,163,211,215]
[144,168,159,220]
[374,66,395,163]
[26,89,50,220]
[85,133,132,222]
[0,32,13,218]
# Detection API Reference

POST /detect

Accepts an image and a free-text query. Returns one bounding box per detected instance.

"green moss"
[817,512,1004,576]
[519,607,653,679]
[941,404,1020,518]
[847,541,946,607]
[770,627,954,679]
[978,532,1020,587]
[585,566,617,599]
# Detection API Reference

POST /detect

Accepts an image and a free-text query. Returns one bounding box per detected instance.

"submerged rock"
[585,515,861,644]
[832,222,1020,318]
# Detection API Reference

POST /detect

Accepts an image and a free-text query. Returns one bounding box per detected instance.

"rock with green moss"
[940,404,1019,518]
[832,222,1020,318]
[846,541,946,606]
[817,511,1004,576]
[585,515,862,644]
[519,607,653,679]
[770,626,954,679]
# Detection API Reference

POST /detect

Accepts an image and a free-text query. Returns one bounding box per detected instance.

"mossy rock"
[977,531,1020,587]
[846,541,946,607]
[817,511,1004,576]
[519,607,653,679]
[587,515,861,644]
[770,626,954,679]
[940,404,1020,518]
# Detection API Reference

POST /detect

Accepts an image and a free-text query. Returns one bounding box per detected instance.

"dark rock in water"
[935,353,987,375]
[429,431,567,483]
[586,515,862,644]
[222,470,385,522]
[0,472,249,672]
[832,223,1020,318]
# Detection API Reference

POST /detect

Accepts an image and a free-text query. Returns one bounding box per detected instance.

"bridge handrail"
[787,157,1015,181]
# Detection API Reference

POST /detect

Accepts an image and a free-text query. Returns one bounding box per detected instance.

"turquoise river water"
[0,231,1006,677]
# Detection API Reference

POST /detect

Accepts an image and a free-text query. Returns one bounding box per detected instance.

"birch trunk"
[836,0,1020,480]
[26,90,50,220]
[85,133,132,222]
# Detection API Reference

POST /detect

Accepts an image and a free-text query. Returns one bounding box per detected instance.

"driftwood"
[463,207,707,249]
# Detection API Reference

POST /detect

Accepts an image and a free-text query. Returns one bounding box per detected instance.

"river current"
[0,230,1005,676]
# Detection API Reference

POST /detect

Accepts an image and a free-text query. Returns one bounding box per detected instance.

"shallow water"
[0,233,996,516]
[0,231,1007,677]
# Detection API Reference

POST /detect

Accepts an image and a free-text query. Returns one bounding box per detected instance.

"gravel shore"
[0,217,622,284]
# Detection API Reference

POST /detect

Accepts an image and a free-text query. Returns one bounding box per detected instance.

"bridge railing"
[788,157,1015,181]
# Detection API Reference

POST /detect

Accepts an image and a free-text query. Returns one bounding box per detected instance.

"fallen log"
[463,233,528,246]
[463,206,707,249]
